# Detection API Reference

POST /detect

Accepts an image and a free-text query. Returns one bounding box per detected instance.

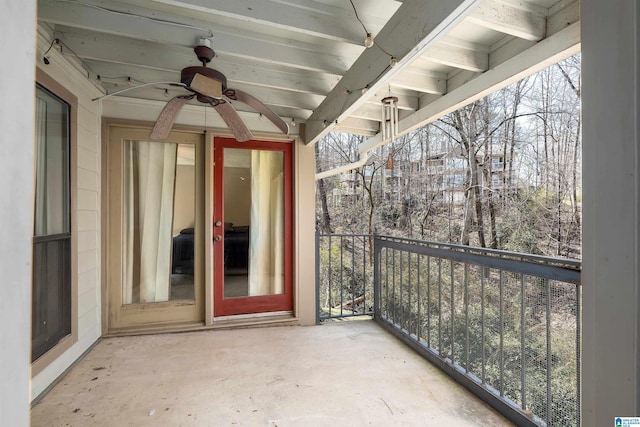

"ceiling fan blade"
[225,88,289,135]
[213,101,254,142]
[150,96,192,139]
[190,73,223,98]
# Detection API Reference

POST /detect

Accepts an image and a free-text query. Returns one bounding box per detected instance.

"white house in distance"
[1,1,639,426]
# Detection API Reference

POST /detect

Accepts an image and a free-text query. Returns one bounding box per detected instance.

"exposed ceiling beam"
[39,0,355,74]
[466,0,547,41]
[335,117,379,136]
[547,0,580,37]
[421,41,488,72]
[348,105,382,122]
[393,68,447,95]
[144,0,390,45]
[224,86,324,112]
[304,0,483,145]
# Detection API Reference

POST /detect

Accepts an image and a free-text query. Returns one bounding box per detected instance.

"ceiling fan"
[151,41,289,141]
[93,40,289,142]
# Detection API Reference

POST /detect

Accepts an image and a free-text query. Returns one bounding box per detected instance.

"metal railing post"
[315,231,321,324]
[373,232,381,320]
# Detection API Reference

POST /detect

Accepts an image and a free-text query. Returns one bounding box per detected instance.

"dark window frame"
[32,68,78,373]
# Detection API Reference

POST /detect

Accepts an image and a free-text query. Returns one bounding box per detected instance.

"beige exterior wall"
[294,136,317,325]
[31,27,103,400]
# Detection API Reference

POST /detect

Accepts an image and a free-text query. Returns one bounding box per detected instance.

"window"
[446,157,467,170]
[32,83,73,362]
[491,157,504,169]
[445,174,465,187]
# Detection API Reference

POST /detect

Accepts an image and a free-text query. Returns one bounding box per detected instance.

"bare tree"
[315,142,333,233]
[315,54,582,258]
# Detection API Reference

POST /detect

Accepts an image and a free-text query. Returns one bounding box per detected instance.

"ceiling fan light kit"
[187,71,224,98]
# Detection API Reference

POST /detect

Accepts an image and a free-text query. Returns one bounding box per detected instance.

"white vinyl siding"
[31,30,103,400]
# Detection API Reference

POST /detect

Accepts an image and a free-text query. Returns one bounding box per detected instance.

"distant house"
[332,145,512,207]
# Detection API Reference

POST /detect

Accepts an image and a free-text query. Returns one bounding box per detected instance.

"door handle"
[214,235,222,241]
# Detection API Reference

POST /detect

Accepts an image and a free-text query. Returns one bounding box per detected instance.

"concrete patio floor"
[31,320,513,426]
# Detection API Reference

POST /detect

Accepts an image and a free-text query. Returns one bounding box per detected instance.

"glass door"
[213,137,292,317]
[107,127,205,330]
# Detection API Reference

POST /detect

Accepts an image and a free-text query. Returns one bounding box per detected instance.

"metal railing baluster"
[362,235,367,315]
[427,255,431,347]
[545,278,552,424]
[417,254,421,341]
[481,268,486,384]
[450,259,455,365]
[315,231,320,324]
[438,258,443,355]
[521,273,526,410]
[340,236,344,317]
[352,234,355,314]
[499,269,504,398]
[398,249,401,325]
[464,263,469,373]
[328,235,332,318]
[576,284,582,427]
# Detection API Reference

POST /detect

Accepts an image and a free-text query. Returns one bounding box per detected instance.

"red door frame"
[213,137,293,316]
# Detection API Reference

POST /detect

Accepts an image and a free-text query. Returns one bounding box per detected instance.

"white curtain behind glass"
[34,92,68,236]
[34,97,48,235]
[122,140,177,304]
[248,150,284,296]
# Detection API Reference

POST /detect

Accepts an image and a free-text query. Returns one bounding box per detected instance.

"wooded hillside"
[316,55,582,259]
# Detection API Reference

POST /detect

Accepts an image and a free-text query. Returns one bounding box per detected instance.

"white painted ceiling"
[37,0,580,146]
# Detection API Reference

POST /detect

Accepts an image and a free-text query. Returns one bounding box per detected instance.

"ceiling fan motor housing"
[194,44,215,64]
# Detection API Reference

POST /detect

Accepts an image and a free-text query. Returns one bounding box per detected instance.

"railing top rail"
[317,233,581,284]
[318,233,580,269]
[316,233,374,238]
[375,234,581,272]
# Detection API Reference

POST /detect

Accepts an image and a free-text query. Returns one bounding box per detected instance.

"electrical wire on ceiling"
[324,0,400,127]
[347,0,394,58]
[348,0,368,34]
[56,0,214,38]
[41,37,99,79]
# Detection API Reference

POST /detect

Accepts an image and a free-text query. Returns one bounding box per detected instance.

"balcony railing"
[316,233,581,427]
[316,233,375,321]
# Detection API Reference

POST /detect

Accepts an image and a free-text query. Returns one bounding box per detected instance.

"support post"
[582,1,640,424]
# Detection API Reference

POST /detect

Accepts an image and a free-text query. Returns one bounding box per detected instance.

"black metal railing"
[316,233,375,322]
[316,233,581,427]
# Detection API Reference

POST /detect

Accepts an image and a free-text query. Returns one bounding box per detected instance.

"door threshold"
[105,313,299,336]
[104,320,207,337]
[214,310,293,322]
[210,312,298,329]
